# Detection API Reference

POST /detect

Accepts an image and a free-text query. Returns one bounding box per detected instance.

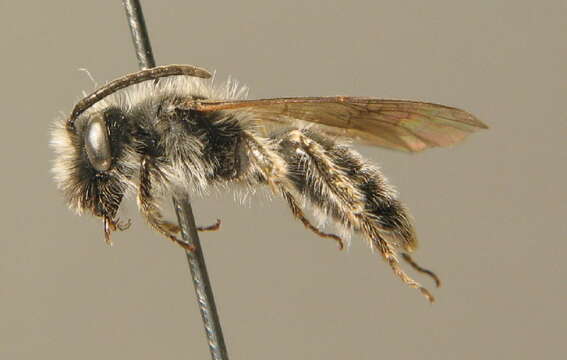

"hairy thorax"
[134,96,250,194]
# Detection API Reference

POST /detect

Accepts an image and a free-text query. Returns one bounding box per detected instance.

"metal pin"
[122,1,229,359]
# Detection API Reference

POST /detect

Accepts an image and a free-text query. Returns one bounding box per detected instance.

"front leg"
[138,157,195,251]
[196,219,222,232]
[151,218,222,234]
[103,216,132,246]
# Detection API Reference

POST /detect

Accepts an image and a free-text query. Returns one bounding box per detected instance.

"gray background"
[1,1,565,359]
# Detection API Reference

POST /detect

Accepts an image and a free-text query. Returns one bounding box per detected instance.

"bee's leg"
[138,157,195,251]
[242,131,345,250]
[280,189,345,250]
[163,219,222,233]
[273,129,367,248]
[103,216,117,246]
[102,217,132,246]
[279,130,365,215]
[196,219,222,232]
[366,225,435,303]
[401,253,441,287]
[275,129,436,301]
[155,219,222,234]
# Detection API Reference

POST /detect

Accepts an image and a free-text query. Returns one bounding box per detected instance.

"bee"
[51,65,487,302]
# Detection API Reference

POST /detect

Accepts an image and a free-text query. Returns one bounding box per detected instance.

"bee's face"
[51,107,136,221]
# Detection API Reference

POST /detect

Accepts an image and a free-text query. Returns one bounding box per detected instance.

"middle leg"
[138,157,220,251]
[242,130,345,250]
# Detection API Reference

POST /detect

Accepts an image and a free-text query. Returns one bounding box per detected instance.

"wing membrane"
[187,97,487,152]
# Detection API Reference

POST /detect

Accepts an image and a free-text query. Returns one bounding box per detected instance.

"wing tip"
[466,113,489,130]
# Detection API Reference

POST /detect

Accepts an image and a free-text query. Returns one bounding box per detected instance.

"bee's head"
[52,65,212,238]
[51,106,136,226]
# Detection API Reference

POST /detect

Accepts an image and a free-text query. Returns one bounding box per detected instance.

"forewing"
[187,97,487,152]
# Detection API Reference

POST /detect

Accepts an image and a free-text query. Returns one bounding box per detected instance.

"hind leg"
[274,128,438,301]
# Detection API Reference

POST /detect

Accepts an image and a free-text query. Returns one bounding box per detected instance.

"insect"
[51,64,487,302]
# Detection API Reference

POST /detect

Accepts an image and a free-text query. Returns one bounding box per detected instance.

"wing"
[185,97,487,152]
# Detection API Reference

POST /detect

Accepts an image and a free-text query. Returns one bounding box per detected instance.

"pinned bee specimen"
[51,65,487,302]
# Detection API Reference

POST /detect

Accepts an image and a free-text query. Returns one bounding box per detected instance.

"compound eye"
[84,114,112,171]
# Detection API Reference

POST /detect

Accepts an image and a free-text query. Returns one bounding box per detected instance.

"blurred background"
[1,1,565,359]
